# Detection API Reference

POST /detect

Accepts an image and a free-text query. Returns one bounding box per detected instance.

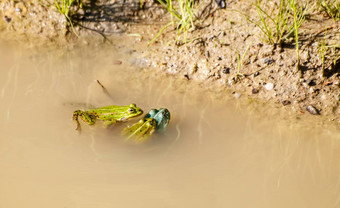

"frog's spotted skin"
[73,110,97,126]
[122,108,171,142]
[73,103,143,131]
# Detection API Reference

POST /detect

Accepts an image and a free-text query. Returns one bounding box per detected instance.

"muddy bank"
[1,0,339,121]
[0,0,66,39]
[138,1,340,118]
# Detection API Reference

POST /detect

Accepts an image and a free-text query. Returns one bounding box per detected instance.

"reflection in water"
[0,38,340,208]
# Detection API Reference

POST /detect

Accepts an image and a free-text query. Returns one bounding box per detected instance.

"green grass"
[236,42,252,78]
[318,0,340,21]
[237,0,311,71]
[318,29,340,77]
[148,0,199,45]
[54,0,82,37]
[288,0,304,67]
[238,0,306,46]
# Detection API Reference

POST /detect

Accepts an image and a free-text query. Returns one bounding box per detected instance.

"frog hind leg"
[73,110,96,131]
[130,119,156,142]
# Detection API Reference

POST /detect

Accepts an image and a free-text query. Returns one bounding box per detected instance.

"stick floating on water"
[96,80,114,101]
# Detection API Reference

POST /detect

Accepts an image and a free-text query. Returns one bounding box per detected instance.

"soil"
[1,0,339,120]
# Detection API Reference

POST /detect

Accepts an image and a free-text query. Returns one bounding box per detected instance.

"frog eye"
[128,108,135,114]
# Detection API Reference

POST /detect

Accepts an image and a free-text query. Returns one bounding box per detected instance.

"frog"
[122,108,171,142]
[144,108,171,131]
[122,117,157,142]
[73,103,143,131]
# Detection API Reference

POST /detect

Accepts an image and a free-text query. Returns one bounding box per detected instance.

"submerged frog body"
[73,103,143,130]
[122,108,171,142]
[122,118,157,142]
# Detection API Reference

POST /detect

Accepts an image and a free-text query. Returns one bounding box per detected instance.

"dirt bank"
[1,0,339,120]
[136,1,340,118]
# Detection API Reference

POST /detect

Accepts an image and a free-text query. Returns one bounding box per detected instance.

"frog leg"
[73,110,96,131]
[127,118,156,142]
[134,121,156,143]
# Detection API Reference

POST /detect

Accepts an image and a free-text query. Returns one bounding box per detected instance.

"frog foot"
[73,110,97,131]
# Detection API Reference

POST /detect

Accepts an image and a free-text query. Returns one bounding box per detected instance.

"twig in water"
[96,80,114,101]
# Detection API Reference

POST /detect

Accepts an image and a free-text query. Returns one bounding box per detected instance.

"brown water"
[1,37,340,208]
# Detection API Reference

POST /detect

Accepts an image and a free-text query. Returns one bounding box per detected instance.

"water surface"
[0,37,340,208]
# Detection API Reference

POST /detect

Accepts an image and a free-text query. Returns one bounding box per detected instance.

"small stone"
[222,67,230,74]
[4,16,11,23]
[233,92,241,98]
[113,60,122,65]
[282,100,291,106]
[306,105,320,115]
[252,88,259,94]
[206,51,210,58]
[263,57,274,65]
[215,0,226,8]
[264,83,274,90]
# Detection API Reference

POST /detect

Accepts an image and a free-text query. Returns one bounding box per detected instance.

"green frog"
[144,108,171,131]
[73,103,143,131]
[122,108,171,142]
[122,118,157,142]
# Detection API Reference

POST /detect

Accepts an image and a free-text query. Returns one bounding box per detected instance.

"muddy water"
[0,37,340,208]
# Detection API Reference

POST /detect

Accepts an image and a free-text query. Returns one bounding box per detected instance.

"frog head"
[145,108,170,131]
[124,103,143,120]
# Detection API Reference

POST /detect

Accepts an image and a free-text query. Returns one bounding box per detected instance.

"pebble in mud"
[252,88,259,94]
[264,83,274,90]
[306,105,320,115]
[263,57,274,65]
[233,92,241,98]
[4,16,11,23]
[113,60,122,65]
[282,100,291,106]
[222,67,230,74]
